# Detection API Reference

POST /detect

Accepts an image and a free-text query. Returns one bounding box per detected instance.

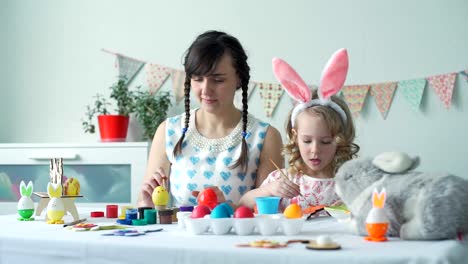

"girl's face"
[190,54,239,113]
[293,111,337,178]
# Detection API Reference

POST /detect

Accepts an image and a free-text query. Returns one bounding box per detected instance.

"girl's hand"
[139,167,167,207]
[264,177,301,198]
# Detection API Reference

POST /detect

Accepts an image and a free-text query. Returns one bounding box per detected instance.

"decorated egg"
[234,206,254,218]
[218,202,234,216]
[210,204,231,218]
[283,203,303,219]
[152,186,169,207]
[191,205,211,218]
[197,188,218,210]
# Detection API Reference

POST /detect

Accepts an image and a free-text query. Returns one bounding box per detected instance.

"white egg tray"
[179,213,305,236]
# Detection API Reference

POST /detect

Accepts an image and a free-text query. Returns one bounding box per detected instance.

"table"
[0,212,466,264]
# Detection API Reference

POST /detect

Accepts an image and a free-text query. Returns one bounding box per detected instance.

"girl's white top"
[166,109,270,207]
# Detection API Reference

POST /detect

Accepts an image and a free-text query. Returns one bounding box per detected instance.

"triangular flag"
[370,82,397,119]
[116,54,145,84]
[258,82,284,117]
[341,85,370,117]
[146,63,170,94]
[426,72,457,109]
[170,69,186,104]
[234,82,257,109]
[460,70,468,83]
[290,85,317,106]
[398,79,426,111]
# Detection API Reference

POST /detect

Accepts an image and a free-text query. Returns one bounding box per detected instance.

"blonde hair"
[283,90,359,174]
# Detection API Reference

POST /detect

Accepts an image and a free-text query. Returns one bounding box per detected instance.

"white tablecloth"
[0,212,467,264]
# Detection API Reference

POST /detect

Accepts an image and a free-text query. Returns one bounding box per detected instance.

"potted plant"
[133,87,172,141]
[82,78,135,142]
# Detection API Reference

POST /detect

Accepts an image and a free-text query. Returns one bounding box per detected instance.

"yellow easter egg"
[152,186,169,206]
[283,203,303,219]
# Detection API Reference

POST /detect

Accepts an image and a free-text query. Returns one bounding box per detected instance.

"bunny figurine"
[46,182,65,224]
[364,188,389,242]
[335,151,468,240]
[17,180,35,221]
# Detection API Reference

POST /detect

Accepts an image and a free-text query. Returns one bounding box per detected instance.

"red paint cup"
[106,204,119,218]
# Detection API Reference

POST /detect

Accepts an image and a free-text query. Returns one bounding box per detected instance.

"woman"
[138,30,283,208]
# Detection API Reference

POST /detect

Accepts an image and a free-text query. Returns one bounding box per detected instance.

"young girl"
[239,49,359,210]
[138,31,283,208]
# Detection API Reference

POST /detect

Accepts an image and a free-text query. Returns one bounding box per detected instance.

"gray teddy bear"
[334,152,468,240]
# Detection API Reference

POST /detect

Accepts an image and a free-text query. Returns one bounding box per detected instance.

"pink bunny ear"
[319,48,349,100]
[272,58,311,103]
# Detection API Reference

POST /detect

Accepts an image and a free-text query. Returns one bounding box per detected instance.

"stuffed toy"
[335,151,468,240]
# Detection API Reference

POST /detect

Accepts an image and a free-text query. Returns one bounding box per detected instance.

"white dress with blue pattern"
[165,108,270,207]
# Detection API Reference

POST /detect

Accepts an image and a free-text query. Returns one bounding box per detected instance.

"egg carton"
[180,213,305,236]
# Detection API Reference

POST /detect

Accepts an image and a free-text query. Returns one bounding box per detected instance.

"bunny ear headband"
[272,48,349,127]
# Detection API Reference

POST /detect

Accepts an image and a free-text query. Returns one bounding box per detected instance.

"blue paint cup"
[255,196,281,214]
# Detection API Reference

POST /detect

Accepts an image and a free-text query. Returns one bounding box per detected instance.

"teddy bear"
[334,151,468,240]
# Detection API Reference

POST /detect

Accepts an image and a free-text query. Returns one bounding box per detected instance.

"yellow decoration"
[152,186,169,206]
[64,178,81,196]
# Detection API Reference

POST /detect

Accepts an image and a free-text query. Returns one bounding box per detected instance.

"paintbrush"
[269,158,303,197]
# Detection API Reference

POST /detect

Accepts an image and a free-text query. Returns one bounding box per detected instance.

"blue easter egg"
[210,204,231,218]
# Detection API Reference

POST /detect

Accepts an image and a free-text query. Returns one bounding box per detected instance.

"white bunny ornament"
[17,181,35,221]
[46,182,65,224]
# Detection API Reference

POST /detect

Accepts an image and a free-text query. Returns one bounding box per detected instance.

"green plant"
[82,78,134,134]
[133,87,172,140]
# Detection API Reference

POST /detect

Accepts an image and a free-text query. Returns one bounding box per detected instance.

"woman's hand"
[139,167,167,207]
[264,177,301,198]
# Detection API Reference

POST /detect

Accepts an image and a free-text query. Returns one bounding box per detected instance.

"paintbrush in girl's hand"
[269,158,303,197]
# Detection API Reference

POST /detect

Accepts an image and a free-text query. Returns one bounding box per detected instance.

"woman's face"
[190,53,240,113]
[294,111,337,178]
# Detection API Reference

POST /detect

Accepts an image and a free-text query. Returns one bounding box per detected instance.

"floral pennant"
[426,72,457,109]
[460,70,468,83]
[116,54,145,84]
[370,82,397,119]
[234,82,257,109]
[398,79,426,111]
[258,82,284,117]
[341,85,370,117]
[170,69,186,104]
[146,63,171,94]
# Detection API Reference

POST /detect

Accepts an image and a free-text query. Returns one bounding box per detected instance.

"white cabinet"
[0,142,148,215]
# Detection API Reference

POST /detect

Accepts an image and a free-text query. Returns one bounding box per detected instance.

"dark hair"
[173,30,251,171]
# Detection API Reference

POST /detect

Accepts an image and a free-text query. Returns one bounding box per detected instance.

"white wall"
[1,0,467,177]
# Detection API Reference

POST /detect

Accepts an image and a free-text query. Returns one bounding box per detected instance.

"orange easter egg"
[283,203,303,219]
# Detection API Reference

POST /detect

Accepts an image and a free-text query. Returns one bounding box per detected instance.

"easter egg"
[191,205,211,218]
[283,203,303,218]
[234,206,254,218]
[197,188,218,209]
[152,186,169,206]
[210,204,231,218]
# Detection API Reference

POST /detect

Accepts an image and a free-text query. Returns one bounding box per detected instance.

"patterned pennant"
[170,69,186,104]
[234,82,257,109]
[370,82,397,119]
[341,85,370,117]
[398,79,426,111]
[460,70,468,83]
[116,54,145,84]
[426,72,457,109]
[289,85,317,106]
[258,82,284,117]
[146,63,170,94]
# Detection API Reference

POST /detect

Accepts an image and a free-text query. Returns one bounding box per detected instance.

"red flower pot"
[97,115,129,142]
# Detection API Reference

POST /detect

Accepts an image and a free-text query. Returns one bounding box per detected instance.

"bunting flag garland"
[258,83,284,117]
[234,82,257,109]
[116,54,145,84]
[146,63,171,94]
[370,82,397,119]
[426,73,457,109]
[398,79,426,111]
[342,85,370,117]
[460,70,468,83]
[170,69,186,104]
